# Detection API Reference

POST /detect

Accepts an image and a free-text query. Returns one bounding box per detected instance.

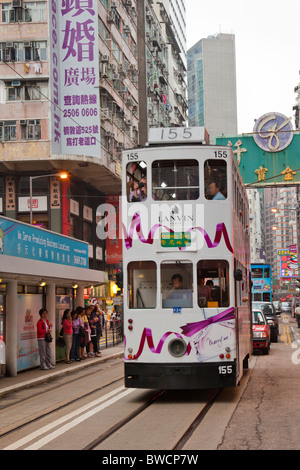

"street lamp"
[29,172,68,225]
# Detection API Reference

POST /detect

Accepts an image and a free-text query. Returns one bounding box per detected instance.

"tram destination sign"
[161,232,192,248]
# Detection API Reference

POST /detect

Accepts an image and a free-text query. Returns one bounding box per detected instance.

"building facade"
[0,0,188,374]
[187,33,238,141]
[246,188,265,263]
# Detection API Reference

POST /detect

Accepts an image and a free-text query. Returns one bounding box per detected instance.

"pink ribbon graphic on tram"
[125,308,235,360]
[125,328,192,360]
[180,307,235,337]
[122,213,233,253]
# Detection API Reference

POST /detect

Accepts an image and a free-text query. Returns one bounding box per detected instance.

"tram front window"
[251,268,263,278]
[127,261,156,309]
[204,160,227,200]
[152,160,199,201]
[197,260,229,308]
[127,161,147,202]
[161,261,193,308]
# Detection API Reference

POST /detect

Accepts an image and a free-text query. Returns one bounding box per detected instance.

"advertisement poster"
[105,195,122,264]
[17,295,43,372]
[49,0,101,158]
[0,216,88,269]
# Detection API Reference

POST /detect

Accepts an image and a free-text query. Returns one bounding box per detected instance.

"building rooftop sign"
[0,216,88,269]
[215,112,300,187]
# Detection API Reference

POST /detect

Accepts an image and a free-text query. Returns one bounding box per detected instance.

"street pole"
[29,176,33,225]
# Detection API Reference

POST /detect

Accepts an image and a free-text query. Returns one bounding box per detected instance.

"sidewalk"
[0,343,124,398]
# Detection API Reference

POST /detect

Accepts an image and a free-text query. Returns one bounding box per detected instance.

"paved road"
[218,314,300,450]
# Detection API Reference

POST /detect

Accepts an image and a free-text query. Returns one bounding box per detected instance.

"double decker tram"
[121,127,252,389]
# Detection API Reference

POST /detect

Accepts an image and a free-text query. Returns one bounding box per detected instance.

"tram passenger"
[129,177,147,202]
[197,278,212,307]
[208,179,225,200]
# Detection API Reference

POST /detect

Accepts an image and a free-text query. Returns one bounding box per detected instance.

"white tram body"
[122,128,252,389]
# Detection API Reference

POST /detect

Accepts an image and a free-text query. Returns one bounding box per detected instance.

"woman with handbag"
[62,309,73,364]
[37,308,55,370]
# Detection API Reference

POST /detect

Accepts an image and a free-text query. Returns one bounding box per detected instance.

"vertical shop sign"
[50,176,61,209]
[5,176,16,211]
[49,0,101,158]
[105,195,122,264]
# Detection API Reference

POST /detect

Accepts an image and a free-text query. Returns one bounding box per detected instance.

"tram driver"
[162,273,192,308]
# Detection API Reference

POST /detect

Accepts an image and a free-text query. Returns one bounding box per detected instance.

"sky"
[186,0,300,134]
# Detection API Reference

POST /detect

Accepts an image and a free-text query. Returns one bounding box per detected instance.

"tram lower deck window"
[197,260,229,308]
[127,261,156,309]
[161,261,193,308]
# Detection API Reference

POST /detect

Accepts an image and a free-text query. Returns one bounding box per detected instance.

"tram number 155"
[218,365,233,375]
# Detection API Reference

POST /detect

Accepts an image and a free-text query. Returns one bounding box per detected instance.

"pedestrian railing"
[99,320,123,350]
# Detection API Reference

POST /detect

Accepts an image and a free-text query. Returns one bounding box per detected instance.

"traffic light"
[115,269,123,289]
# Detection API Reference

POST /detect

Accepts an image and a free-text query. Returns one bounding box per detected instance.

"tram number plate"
[173,307,182,313]
[218,365,233,375]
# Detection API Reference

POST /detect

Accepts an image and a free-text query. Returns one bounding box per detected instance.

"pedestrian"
[78,306,90,359]
[37,308,55,370]
[110,308,116,329]
[62,309,73,364]
[70,310,83,362]
[90,306,102,357]
[295,304,300,328]
[84,305,95,357]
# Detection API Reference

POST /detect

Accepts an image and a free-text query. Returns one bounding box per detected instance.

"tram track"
[1,375,223,450]
[0,360,124,439]
[84,388,222,451]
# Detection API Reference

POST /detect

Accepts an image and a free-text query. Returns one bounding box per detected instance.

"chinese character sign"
[49,0,101,158]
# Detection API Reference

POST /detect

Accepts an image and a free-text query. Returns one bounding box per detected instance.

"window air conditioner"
[13,0,24,7]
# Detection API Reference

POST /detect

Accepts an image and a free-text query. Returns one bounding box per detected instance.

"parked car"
[281,302,292,314]
[252,309,271,354]
[252,302,279,342]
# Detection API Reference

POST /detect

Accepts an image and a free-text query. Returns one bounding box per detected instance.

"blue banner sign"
[0,216,88,268]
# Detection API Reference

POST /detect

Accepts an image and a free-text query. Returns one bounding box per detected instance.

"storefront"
[0,216,105,376]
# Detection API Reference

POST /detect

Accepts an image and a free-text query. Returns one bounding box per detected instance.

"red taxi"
[252,309,271,355]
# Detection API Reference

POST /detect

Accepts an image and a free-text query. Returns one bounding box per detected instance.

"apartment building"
[0,0,187,256]
[137,0,188,145]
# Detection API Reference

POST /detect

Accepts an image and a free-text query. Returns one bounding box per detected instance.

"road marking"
[3,386,136,450]
[281,322,292,346]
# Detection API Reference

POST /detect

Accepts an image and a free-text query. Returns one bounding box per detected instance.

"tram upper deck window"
[127,261,156,309]
[251,267,263,278]
[204,160,227,200]
[127,161,147,202]
[152,160,199,201]
[197,260,229,308]
[161,261,193,308]
[264,268,270,278]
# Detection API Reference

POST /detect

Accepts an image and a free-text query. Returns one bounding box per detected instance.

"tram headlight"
[168,338,187,358]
